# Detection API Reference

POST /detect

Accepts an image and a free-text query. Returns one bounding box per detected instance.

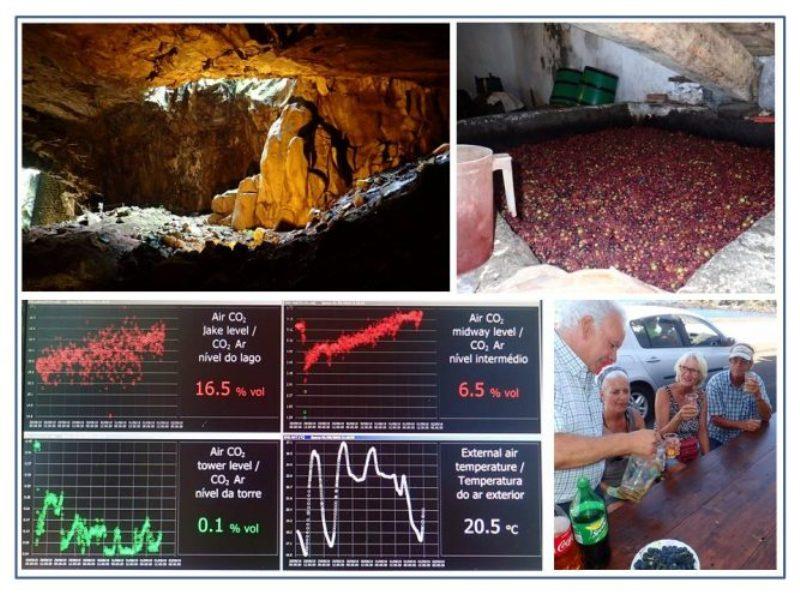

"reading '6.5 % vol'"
[457,381,521,400]
[194,380,266,398]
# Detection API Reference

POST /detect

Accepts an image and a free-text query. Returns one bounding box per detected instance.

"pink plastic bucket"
[456,145,516,274]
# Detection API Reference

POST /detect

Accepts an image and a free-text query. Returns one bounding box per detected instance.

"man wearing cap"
[705,343,772,450]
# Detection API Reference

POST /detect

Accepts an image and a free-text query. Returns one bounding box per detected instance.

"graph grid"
[24,304,180,420]
[24,439,178,558]
[284,306,439,423]
[287,440,440,560]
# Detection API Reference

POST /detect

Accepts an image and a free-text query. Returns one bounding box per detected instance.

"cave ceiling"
[22,23,449,122]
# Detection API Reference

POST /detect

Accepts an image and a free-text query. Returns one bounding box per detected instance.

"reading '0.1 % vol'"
[196,516,262,536]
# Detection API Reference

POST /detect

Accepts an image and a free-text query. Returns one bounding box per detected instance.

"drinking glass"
[663,433,680,460]
[684,392,698,416]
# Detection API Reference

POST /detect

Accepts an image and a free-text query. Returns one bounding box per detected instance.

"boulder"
[237,174,260,194]
[206,212,228,225]
[211,190,237,215]
[231,191,257,230]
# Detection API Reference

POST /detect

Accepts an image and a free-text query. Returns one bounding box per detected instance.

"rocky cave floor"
[26,206,269,256]
[23,154,449,291]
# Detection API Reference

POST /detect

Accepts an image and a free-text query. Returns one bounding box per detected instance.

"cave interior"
[22,23,450,291]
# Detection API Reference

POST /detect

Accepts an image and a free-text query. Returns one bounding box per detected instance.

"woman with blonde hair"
[654,352,711,461]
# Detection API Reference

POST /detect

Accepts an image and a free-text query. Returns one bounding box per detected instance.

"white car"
[614,305,735,423]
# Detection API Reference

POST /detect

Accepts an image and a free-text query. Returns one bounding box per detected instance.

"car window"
[681,315,721,347]
[640,316,684,349]
[629,319,651,348]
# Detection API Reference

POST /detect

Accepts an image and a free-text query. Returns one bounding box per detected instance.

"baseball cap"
[729,343,754,362]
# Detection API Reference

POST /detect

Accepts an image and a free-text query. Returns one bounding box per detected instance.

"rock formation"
[29,171,76,226]
[22,24,449,223]
[204,78,447,230]
[24,153,450,291]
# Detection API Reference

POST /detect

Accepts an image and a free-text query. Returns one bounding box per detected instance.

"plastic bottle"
[569,476,611,569]
[555,504,583,569]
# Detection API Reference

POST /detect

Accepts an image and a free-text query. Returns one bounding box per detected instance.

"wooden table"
[607,423,776,570]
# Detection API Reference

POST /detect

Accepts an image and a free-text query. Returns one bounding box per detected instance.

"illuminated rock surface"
[21,23,449,290]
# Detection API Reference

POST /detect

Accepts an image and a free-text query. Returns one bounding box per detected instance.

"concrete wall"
[457,23,532,106]
[758,56,775,111]
[458,23,775,112]
[458,23,683,108]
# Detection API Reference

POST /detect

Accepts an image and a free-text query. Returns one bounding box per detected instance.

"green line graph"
[34,490,163,556]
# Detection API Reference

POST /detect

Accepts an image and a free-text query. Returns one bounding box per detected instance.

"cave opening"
[22,23,450,291]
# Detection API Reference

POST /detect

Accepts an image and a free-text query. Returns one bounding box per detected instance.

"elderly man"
[554,300,659,506]
[706,343,772,450]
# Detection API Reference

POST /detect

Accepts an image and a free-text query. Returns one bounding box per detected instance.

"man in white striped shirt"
[554,301,660,505]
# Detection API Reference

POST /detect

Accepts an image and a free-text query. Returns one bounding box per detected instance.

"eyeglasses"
[679,365,702,375]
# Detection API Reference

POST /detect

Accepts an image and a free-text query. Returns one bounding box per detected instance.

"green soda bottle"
[569,477,611,569]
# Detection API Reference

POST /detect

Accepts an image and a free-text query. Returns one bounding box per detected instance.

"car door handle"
[645,356,661,363]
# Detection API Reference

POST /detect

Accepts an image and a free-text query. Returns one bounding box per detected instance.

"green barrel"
[577,66,618,106]
[577,85,616,105]
[550,68,583,106]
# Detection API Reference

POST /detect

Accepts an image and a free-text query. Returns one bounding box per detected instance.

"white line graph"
[291,441,439,559]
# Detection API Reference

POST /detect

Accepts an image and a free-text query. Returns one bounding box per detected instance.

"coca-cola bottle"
[554,504,583,569]
[569,477,611,569]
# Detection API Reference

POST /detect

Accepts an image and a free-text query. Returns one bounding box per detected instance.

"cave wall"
[98,81,282,213]
[23,76,447,217]
[22,23,449,220]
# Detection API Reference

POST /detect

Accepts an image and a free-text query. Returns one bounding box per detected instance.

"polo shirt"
[706,369,770,445]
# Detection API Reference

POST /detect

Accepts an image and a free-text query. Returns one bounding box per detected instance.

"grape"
[633,544,697,570]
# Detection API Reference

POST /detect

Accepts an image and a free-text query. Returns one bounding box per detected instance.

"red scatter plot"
[294,320,307,343]
[302,310,424,372]
[35,319,167,387]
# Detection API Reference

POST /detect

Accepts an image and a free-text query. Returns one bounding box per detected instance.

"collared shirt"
[554,332,604,504]
[706,369,770,445]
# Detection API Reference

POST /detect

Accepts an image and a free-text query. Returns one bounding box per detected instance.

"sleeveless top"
[602,407,640,488]
[666,385,705,440]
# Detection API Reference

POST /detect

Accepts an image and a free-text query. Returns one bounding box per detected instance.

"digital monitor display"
[21,439,280,570]
[23,304,282,432]
[19,302,542,574]
[284,305,540,433]
[283,438,541,571]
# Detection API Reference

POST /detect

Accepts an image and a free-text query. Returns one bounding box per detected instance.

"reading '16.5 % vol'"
[194,380,266,398]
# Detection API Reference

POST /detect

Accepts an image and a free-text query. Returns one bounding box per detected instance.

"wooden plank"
[610,424,773,527]
[606,425,775,570]
[649,451,775,569]
[743,531,778,570]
